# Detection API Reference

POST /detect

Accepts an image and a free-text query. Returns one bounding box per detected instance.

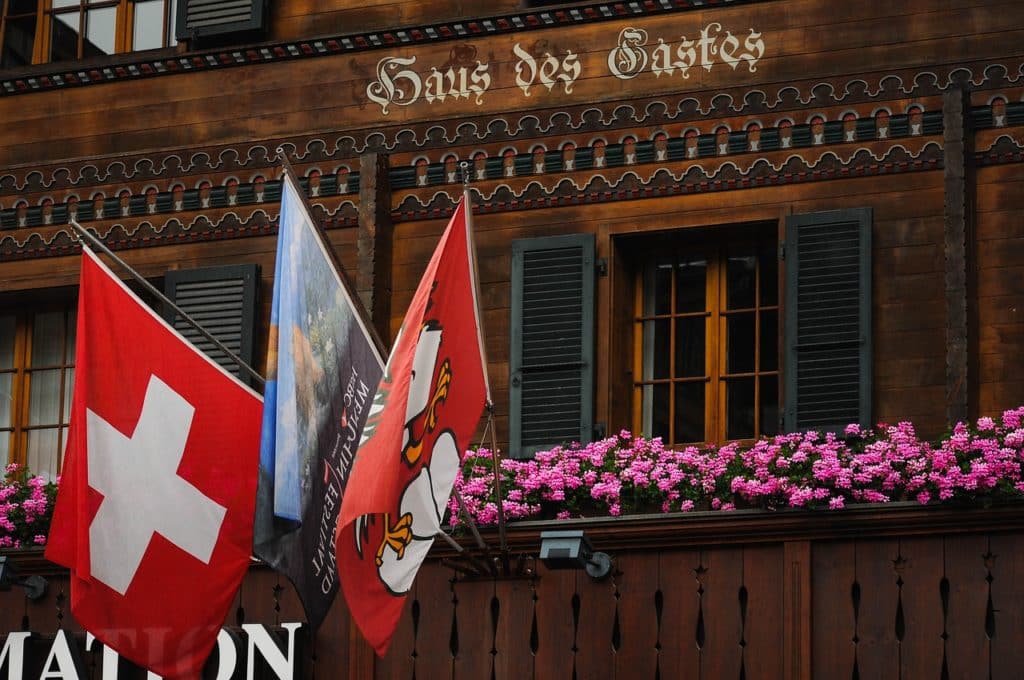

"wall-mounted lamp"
[538,529,612,580]
[0,556,48,601]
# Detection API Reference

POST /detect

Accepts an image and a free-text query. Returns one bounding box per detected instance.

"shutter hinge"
[595,258,608,276]
[778,242,786,260]
[778,412,785,433]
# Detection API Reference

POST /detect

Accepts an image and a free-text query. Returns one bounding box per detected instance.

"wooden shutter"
[176,0,267,42]
[164,264,260,386]
[784,208,871,432]
[510,234,595,458]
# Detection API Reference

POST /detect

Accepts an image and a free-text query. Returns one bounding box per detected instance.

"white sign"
[365,23,767,115]
[0,623,303,680]
[608,24,765,80]
[366,55,491,114]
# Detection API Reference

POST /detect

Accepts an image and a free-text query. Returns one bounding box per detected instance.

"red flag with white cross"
[45,246,261,679]
[335,198,489,656]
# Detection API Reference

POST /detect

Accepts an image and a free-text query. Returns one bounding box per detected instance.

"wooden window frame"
[630,229,780,446]
[1,0,176,65]
[1,305,76,479]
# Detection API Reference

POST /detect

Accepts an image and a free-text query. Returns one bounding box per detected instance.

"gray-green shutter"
[164,264,260,386]
[784,208,872,432]
[176,0,267,42]
[510,234,595,458]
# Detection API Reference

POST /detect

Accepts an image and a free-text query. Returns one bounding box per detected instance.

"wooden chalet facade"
[1,0,1023,677]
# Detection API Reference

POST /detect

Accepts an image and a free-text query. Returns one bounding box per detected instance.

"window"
[633,234,779,445]
[0,0,37,67]
[0,306,76,480]
[0,0,176,67]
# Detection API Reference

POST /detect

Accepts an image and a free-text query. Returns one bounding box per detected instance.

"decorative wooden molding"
[445,501,1024,554]
[2,69,1021,198]
[394,142,944,218]
[0,141,943,260]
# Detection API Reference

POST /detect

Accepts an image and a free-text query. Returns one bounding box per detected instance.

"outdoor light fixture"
[0,556,48,601]
[538,529,612,580]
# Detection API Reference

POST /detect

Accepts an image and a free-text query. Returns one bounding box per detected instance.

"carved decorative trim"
[2,69,1021,199]
[0,0,771,96]
[393,142,944,218]
[975,133,1024,165]
[0,206,352,260]
[0,109,941,226]
[0,141,943,261]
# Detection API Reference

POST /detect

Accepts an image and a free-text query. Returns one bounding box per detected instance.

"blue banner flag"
[255,170,384,630]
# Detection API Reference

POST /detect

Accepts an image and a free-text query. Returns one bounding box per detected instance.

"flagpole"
[460,163,510,570]
[69,220,266,386]
[274,147,389,362]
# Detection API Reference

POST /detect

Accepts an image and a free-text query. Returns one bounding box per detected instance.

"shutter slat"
[510,235,595,457]
[785,208,871,433]
[178,0,266,40]
[165,264,260,385]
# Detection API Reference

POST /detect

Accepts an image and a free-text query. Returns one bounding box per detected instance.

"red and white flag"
[46,246,262,678]
[336,198,488,656]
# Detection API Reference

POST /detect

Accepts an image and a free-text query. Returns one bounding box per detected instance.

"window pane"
[26,428,59,480]
[32,311,64,366]
[726,254,757,309]
[649,261,672,315]
[675,258,706,312]
[675,316,705,378]
[0,373,12,428]
[1,15,36,68]
[84,5,115,56]
[0,315,15,368]
[52,0,80,8]
[726,377,755,440]
[63,367,75,420]
[133,0,164,50]
[50,10,79,61]
[760,244,778,306]
[674,382,704,443]
[726,312,756,374]
[0,431,8,462]
[760,310,778,371]
[65,309,77,360]
[650,383,669,441]
[9,0,39,13]
[28,368,61,425]
[649,318,670,379]
[760,375,778,437]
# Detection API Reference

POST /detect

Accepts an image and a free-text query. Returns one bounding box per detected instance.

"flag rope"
[461,161,511,568]
[69,220,266,386]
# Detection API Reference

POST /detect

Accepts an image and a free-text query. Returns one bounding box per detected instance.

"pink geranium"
[0,464,58,549]
[450,407,1024,526]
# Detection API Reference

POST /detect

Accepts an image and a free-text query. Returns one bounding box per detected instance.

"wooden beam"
[943,87,973,426]
[357,152,393,347]
[783,540,813,680]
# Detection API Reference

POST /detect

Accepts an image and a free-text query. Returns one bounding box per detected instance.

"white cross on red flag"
[45,246,262,679]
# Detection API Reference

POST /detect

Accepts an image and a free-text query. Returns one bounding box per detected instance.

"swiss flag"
[336,199,488,656]
[46,246,262,678]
